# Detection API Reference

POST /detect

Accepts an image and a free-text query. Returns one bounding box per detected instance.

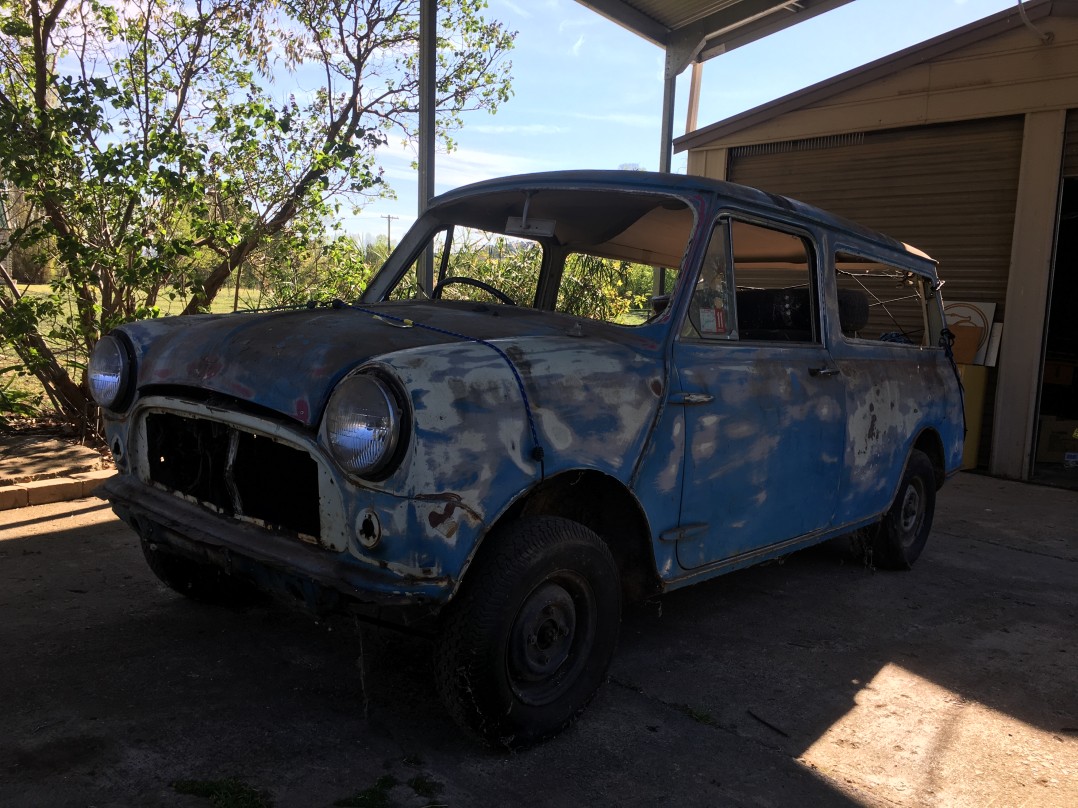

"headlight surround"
[323,372,404,479]
[87,335,132,410]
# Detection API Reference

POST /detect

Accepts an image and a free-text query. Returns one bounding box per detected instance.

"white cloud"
[558,17,597,35]
[500,0,532,18]
[435,146,554,189]
[369,141,554,195]
[570,35,585,57]
[469,123,567,135]
[500,0,563,22]
[568,111,659,128]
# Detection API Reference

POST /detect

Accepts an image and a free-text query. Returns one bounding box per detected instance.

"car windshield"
[380,187,695,326]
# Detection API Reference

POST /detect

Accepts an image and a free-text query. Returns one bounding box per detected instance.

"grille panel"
[145,412,321,539]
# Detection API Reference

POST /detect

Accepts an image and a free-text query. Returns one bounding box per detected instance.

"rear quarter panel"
[831,340,964,524]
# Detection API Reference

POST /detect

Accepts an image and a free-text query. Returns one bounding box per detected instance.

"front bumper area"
[103,474,452,616]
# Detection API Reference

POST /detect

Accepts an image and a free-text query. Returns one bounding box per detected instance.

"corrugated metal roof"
[574,0,854,71]
[673,0,1078,151]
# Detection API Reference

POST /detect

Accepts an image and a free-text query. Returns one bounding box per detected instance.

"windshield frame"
[359,185,702,326]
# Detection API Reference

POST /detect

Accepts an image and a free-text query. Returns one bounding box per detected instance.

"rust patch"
[191,355,224,381]
[421,493,478,529]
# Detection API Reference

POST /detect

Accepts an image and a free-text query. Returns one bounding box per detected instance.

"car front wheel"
[434,516,621,747]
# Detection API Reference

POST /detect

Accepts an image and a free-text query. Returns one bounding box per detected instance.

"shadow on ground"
[0,474,1074,807]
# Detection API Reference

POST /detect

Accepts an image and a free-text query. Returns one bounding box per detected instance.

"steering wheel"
[431,276,516,306]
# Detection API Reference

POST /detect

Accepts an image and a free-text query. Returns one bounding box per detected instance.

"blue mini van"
[92,171,964,745]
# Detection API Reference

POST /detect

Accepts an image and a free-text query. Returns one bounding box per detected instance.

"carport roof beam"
[575,0,855,77]
[573,0,854,175]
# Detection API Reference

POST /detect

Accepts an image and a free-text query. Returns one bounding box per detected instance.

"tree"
[0,0,513,431]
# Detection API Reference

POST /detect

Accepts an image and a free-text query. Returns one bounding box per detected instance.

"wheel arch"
[912,427,946,490]
[463,469,661,604]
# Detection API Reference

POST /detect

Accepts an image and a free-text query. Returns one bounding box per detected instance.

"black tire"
[433,516,621,747]
[140,538,263,606]
[873,450,936,570]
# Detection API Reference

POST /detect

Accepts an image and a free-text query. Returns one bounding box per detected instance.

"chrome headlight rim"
[321,369,408,481]
[87,334,134,411]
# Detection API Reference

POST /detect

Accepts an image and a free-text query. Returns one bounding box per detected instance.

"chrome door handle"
[809,366,841,377]
[669,392,714,405]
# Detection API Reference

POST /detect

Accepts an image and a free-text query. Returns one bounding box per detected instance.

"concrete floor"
[0,472,1075,807]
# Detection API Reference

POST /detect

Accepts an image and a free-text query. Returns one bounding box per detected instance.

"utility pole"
[381,214,399,249]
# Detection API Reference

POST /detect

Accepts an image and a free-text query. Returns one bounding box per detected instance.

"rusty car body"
[93,170,964,745]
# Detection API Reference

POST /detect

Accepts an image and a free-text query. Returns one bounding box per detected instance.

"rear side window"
[834,251,932,346]
[685,218,818,343]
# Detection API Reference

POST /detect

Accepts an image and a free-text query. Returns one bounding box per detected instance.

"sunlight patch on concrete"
[798,663,1078,807]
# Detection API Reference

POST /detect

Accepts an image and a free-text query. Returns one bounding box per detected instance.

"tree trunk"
[9,329,92,422]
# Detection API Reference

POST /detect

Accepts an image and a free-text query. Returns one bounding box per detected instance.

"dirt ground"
[0,473,1075,807]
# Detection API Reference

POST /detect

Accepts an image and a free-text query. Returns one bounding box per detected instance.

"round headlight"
[324,373,403,478]
[88,335,131,410]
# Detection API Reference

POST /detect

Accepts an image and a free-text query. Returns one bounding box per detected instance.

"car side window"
[684,217,819,343]
[684,221,733,338]
[835,250,932,346]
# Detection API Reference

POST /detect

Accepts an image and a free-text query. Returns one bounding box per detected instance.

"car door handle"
[659,522,709,542]
[669,392,714,405]
[809,366,841,377]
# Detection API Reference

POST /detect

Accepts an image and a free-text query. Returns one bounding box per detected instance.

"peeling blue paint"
[99,170,963,619]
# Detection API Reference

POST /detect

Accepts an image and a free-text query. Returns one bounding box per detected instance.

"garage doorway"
[1034,177,1078,488]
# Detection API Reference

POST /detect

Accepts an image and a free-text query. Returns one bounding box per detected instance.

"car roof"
[429,170,936,268]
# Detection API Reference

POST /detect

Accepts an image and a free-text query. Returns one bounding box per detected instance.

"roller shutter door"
[728,117,1023,312]
[1065,109,1078,177]
[728,116,1024,469]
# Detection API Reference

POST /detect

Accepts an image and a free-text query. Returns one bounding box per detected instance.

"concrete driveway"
[0,473,1075,807]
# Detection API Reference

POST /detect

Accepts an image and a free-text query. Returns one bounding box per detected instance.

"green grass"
[0,283,266,421]
[678,703,719,727]
[406,774,444,799]
[334,775,399,808]
[171,778,272,808]
[333,772,446,808]
[14,283,265,315]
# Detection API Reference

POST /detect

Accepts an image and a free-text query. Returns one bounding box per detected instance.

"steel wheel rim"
[898,477,926,548]
[507,572,596,706]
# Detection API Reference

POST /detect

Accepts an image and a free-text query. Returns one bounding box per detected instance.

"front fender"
[356,336,664,585]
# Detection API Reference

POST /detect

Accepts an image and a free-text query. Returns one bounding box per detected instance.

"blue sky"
[351,0,1017,242]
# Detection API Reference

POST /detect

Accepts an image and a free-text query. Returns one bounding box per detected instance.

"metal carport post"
[573,1,856,296]
[417,0,436,295]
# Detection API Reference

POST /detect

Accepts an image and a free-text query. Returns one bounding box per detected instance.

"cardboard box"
[945,302,996,365]
[1036,416,1078,464]
[1043,360,1075,387]
[950,324,984,365]
[956,364,987,470]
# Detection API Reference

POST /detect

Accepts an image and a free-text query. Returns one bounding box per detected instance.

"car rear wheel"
[433,516,621,747]
[873,449,936,570]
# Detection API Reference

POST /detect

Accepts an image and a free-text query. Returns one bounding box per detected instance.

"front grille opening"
[233,431,320,536]
[145,412,320,539]
[147,415,232,511]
